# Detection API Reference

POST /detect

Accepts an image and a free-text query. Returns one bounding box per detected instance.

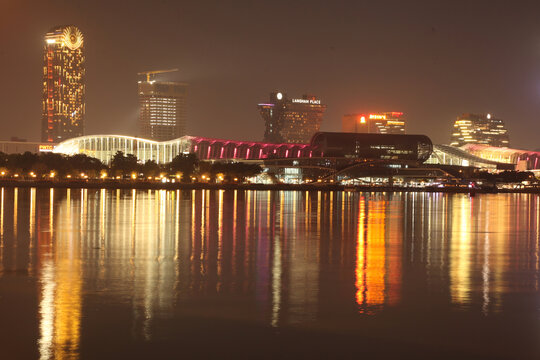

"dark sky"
[2,0,540,148]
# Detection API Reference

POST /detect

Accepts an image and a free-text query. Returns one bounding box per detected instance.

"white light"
[46,39,55,44]
[487,113,491,119]
[276,92,283,100]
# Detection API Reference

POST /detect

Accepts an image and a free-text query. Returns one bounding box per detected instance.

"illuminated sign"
[369,114,386,120]
[291,99,321,105]
[39,144,54,152]
[360,116,366,124]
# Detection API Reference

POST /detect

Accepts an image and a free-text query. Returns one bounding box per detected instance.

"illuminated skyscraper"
[138,72,188,141]
[42,25,85,143]
[259,91,326,144]
[450,113,510,147]
[342,112,405,134]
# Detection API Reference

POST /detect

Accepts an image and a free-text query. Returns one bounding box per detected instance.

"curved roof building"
[426,144,504,169]
[53,132,437,165]
[462,144,540,170]
[53,135,313,164]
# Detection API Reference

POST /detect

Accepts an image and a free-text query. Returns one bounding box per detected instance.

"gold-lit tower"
[42,25,85,143]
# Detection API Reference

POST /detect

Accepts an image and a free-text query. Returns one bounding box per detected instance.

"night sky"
[2,0,540,148]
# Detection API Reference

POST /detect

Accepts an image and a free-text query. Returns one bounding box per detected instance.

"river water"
[0,188,539,359]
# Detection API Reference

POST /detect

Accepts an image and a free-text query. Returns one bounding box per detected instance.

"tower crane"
[137,68,179,82]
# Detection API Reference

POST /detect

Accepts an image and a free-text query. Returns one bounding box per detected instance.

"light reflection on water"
[0,189,539,358]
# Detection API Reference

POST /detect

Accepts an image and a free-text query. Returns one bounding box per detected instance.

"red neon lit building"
[342,112,405,135]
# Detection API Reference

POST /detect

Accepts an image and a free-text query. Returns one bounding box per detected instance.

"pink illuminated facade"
[187,136,312,161]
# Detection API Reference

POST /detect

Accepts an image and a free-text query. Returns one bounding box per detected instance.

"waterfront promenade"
[0,178,536,194]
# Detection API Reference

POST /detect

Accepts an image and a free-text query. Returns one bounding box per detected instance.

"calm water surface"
[0,188,539,359]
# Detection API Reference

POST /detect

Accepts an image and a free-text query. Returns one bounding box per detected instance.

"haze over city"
[2,0,540,148]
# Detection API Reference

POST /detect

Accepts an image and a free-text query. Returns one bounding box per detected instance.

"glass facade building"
[139,81,188,141]
[342,112,405,134]
[259,91,326,144]
[310,132,432,162]
[42,25,85,143]
[450,113,510,147]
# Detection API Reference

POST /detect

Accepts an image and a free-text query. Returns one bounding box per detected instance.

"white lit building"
[450,113,510,147]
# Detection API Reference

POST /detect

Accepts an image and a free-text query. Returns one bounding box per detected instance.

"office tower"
[258,91,326,144]
[342,112,405,134]
[42,25,85,143]
[138,70,188,141]
[450,113,510,147]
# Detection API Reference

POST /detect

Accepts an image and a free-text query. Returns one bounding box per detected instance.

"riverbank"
[0,179,538,194]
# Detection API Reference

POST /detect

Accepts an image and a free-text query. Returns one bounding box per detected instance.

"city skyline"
[2,1,540,148]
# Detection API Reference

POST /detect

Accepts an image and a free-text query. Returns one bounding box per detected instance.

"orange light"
[39,144,54,152]
[360,116,366,124]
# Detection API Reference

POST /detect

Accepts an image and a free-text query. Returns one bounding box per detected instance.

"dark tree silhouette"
[168,153,198,181]
[110,151,139,176]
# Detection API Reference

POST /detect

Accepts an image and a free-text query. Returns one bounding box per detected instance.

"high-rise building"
[450,113,510,147]
[138,77,188,141]
[259,91,326,144]
[42,25,85,143]
[342,112,405,134]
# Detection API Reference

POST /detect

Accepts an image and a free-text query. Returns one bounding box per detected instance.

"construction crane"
[137,68,179,82]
